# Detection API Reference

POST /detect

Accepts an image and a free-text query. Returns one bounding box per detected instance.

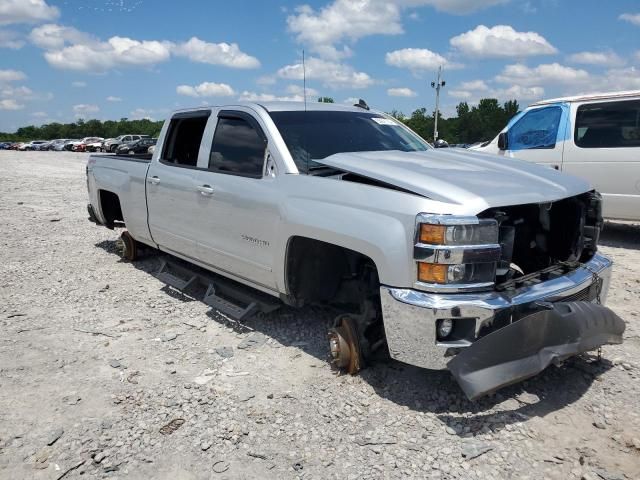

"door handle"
[147,176,160,185]
[198,184,215,196]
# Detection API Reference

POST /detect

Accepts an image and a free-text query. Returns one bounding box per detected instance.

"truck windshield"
[269,110,430,173]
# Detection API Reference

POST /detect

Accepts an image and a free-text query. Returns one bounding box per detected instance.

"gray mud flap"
[447,302,625,400]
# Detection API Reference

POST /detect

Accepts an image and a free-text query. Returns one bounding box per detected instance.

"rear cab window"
[208,112,267,178]
[161,110,211,167]
[575,100,640,148]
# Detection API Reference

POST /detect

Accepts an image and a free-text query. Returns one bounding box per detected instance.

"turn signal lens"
[418,262,448,284]
[419,224,446,244]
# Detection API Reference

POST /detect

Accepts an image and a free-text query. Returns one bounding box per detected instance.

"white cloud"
[0,98,23,110]
[0,0,59,25]
[29,23,91,50]
[73,103,99,117]
[34,28,259,72]
[72,81,86,87]
[129,108,158,120]
[106,96,122,102]
[387,87,417,97]
[277,57,374,89]
[599,67,640,91]
[44,36,173,71]
[287,1,403,59]
[385,47,460,71]
[176,82,235,97]
[0,29,24,49]
[172,37,260,69]
[286,0,507,60]
[459,80,489,91]
[0,68,26,82]
[31,111,47,117]
[0,84,34,99]
[450,24,557,58]
[495,63,590,86]
[238,91,305,102]
[568,51,625,67]
[619,13,640,26]
[285,84,319,98]
[448,81,544,102]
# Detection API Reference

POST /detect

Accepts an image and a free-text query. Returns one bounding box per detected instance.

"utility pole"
[430,65,445,142]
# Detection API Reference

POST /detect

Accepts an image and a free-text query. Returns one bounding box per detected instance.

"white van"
[473,90,640,221]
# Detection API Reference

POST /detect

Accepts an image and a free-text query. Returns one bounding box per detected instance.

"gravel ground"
[1,151,639,480]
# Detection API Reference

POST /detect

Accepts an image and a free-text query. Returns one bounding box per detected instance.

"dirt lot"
[0,151,639,480]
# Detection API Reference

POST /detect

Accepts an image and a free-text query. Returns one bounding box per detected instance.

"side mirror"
[497,132,508,151]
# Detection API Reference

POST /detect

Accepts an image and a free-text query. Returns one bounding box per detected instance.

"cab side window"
[161,110,210,167]
[209,113,266,178]
[575,100,640,148]
[508,106,562,150]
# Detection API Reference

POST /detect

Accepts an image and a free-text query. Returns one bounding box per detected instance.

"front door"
[193,110,280,290]
[504,103,568,170]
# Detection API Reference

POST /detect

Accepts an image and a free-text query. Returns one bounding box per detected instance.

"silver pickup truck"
[86,102,624,399]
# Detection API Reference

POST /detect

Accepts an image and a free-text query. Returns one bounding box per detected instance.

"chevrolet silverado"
[86,102,625,399]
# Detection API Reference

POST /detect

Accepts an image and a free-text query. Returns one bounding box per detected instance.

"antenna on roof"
[302,49,307,112]
[354,99,369,110]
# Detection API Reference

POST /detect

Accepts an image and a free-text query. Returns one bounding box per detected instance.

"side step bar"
[156,258,280,321]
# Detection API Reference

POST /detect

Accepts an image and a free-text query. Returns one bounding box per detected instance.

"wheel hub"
[327,315,362,374]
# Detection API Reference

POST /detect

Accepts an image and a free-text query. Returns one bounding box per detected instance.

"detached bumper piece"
[447,301,625,400]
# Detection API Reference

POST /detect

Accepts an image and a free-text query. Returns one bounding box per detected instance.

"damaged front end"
[447,301,625,400]
[381,191,625,399]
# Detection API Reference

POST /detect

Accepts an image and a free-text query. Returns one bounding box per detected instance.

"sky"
[0,0,639,132]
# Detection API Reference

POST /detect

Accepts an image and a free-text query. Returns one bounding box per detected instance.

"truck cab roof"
[170,101,372,115]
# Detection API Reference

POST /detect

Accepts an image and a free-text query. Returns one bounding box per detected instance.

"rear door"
[562,99,640,221]
[503,103,569,170]
[146,110,211,258]
[193,109,280,289]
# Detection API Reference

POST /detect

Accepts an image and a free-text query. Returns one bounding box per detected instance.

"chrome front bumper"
[380,253,613,370]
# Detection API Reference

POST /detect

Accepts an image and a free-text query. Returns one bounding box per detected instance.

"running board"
[155,258,280,321]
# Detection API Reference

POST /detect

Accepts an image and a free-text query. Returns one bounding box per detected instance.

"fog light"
[437,319,454,339]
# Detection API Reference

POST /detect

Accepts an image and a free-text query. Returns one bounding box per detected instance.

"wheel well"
[99,190,123,228]
[285,236,380,309]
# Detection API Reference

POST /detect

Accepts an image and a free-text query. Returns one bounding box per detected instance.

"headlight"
[415,215,500,290]
[418,219,499,245]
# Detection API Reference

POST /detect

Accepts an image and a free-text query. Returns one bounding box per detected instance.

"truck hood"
[316,149,592,209]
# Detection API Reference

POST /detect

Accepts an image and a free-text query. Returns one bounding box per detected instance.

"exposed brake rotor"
[328,315,362,374]
[120,231,138,261]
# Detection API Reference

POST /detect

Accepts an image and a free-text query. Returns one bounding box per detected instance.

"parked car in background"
[472,90,640,221]
[70,137,103,152]
[34,141,53,150]
[103,134,149,153]
[19,140,48,150]
[76,137,104,152]
[116,137,156,155]
[0,141,13,149]
[47,139,68,151]
[54,140,76,151]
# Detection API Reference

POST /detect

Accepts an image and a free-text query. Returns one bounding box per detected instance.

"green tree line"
[391,98,520,144]
[0,98,519,145]
[0,117,163,142]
